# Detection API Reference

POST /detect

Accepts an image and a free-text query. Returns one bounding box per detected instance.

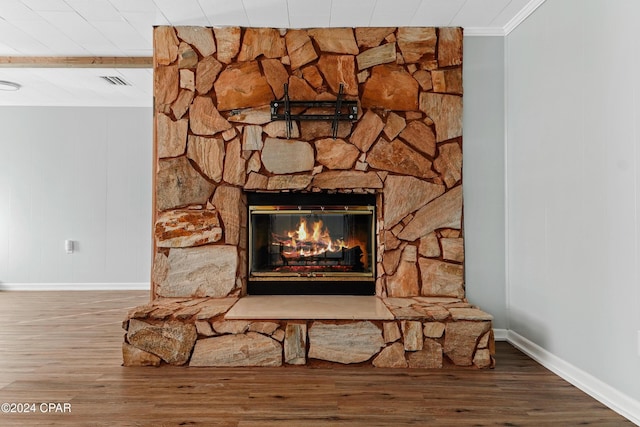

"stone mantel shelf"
[225,295,395,320]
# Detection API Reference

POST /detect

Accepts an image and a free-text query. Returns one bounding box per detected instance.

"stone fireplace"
[122,26,495,368]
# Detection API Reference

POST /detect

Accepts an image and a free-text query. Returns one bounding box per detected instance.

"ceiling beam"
[0,56,152,68]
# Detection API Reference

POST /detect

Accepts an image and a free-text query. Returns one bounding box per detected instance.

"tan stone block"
[157,113,187,158]
[156,157,215,210]
[398,186,462,241]
[432,68,463,95]
[434,143,463,188]
[194,298,237,320]
[407,338,442,368]
[419,232,441,258]
[438,28,463,67]
[421,306,450,321]
[228,106,272,125]
[176,26,215,57]
[368,138,436,180]
[238,28,285,61]
[263,121,300,139]
[402,320,423,351]
[362,65,419,111]
[195,320,215,337]
[315,138,360,170]
[262,138,314,174]
[300,120,352,140]
[261,58,289,99]
[308,28,359,54]
[413,69,432,91]
[222,138,246,186]
[386,246,420,298]
[441,238,464,262]
[212,185,242,245]
[449,308,493,322]
[215,61,274,111]
[419,259,464,298]
[317,54,358,96]
[248,322,280,335]
[287,75,318,100]
[171,89,194,120]
[473,348,493,368]
[356,43,396,70]
[399,121,436,158]
[177,42,198,68]
[267,175,312,191]
[155,210,222,248]
[179,69,195,91]
[211,320,250,335]
[383,176,445,228]
[383,321,401,343]
[242,125,263,151]
[122,342,161,367]
[308,321,383,364]
[382,247,402,276]
[383,112,406,140]
[155,27,179,65]
[189,96,231,135]
[190,333,282,367]
[423,322,445,338]
[312,171,383,190]
[213,27,241,64]
[284,323,307,365]
[355,27,396,48]
[187,135,224,182]
[127,319,197,365]
[349,110,384,153]
[244,172,269,190]
[444,321,491,366]
[373,342,407,368]
[397,27,436,63]
[385,230,401,251]
[195,56,222,95]
[156,246,237,298]
[301,65,324,89]
[285,30,318,71]
[154,64,179,106]
[357,69,369,83]
[419,93,463,143]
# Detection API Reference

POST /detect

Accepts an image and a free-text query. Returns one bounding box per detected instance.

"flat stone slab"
[225,295,394,320]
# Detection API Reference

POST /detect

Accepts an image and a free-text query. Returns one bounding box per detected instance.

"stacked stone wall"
[152,26,464,300]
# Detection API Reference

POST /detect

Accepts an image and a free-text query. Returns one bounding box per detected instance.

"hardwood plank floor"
[0,291,633,426]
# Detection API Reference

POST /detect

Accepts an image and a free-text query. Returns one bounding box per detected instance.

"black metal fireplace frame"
[246,192,376,295]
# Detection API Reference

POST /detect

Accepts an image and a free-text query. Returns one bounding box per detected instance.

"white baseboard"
[493,328,508,341]
[0,282,149,291]
[507,330,640,425]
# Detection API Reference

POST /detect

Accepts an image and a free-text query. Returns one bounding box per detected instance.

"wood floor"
[0,291,632,426]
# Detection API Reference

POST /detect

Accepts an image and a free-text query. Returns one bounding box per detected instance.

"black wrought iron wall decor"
[270,83,358,139]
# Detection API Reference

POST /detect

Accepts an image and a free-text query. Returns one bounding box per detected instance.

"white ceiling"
[0,0,544,107]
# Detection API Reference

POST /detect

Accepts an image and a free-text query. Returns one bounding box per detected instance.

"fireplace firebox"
[247,193,376,295]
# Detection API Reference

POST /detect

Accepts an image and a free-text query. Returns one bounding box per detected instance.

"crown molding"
[503,0,547,35]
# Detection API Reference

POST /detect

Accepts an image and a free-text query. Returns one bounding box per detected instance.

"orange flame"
[278,217,348,258]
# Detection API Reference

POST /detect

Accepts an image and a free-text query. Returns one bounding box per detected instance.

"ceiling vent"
[99,76,130,86]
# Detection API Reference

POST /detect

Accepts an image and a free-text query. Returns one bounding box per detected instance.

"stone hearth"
[122,25,496,368]
[123,296,494,368]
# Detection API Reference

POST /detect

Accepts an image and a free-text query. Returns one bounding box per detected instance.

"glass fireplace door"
[249,206,374,279]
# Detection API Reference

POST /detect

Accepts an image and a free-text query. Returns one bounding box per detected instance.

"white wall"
[506,0,640,404]
[463,36,507,329]
[0,107,153,288]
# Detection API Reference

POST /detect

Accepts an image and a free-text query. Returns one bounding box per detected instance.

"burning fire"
[276,218,348,258]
